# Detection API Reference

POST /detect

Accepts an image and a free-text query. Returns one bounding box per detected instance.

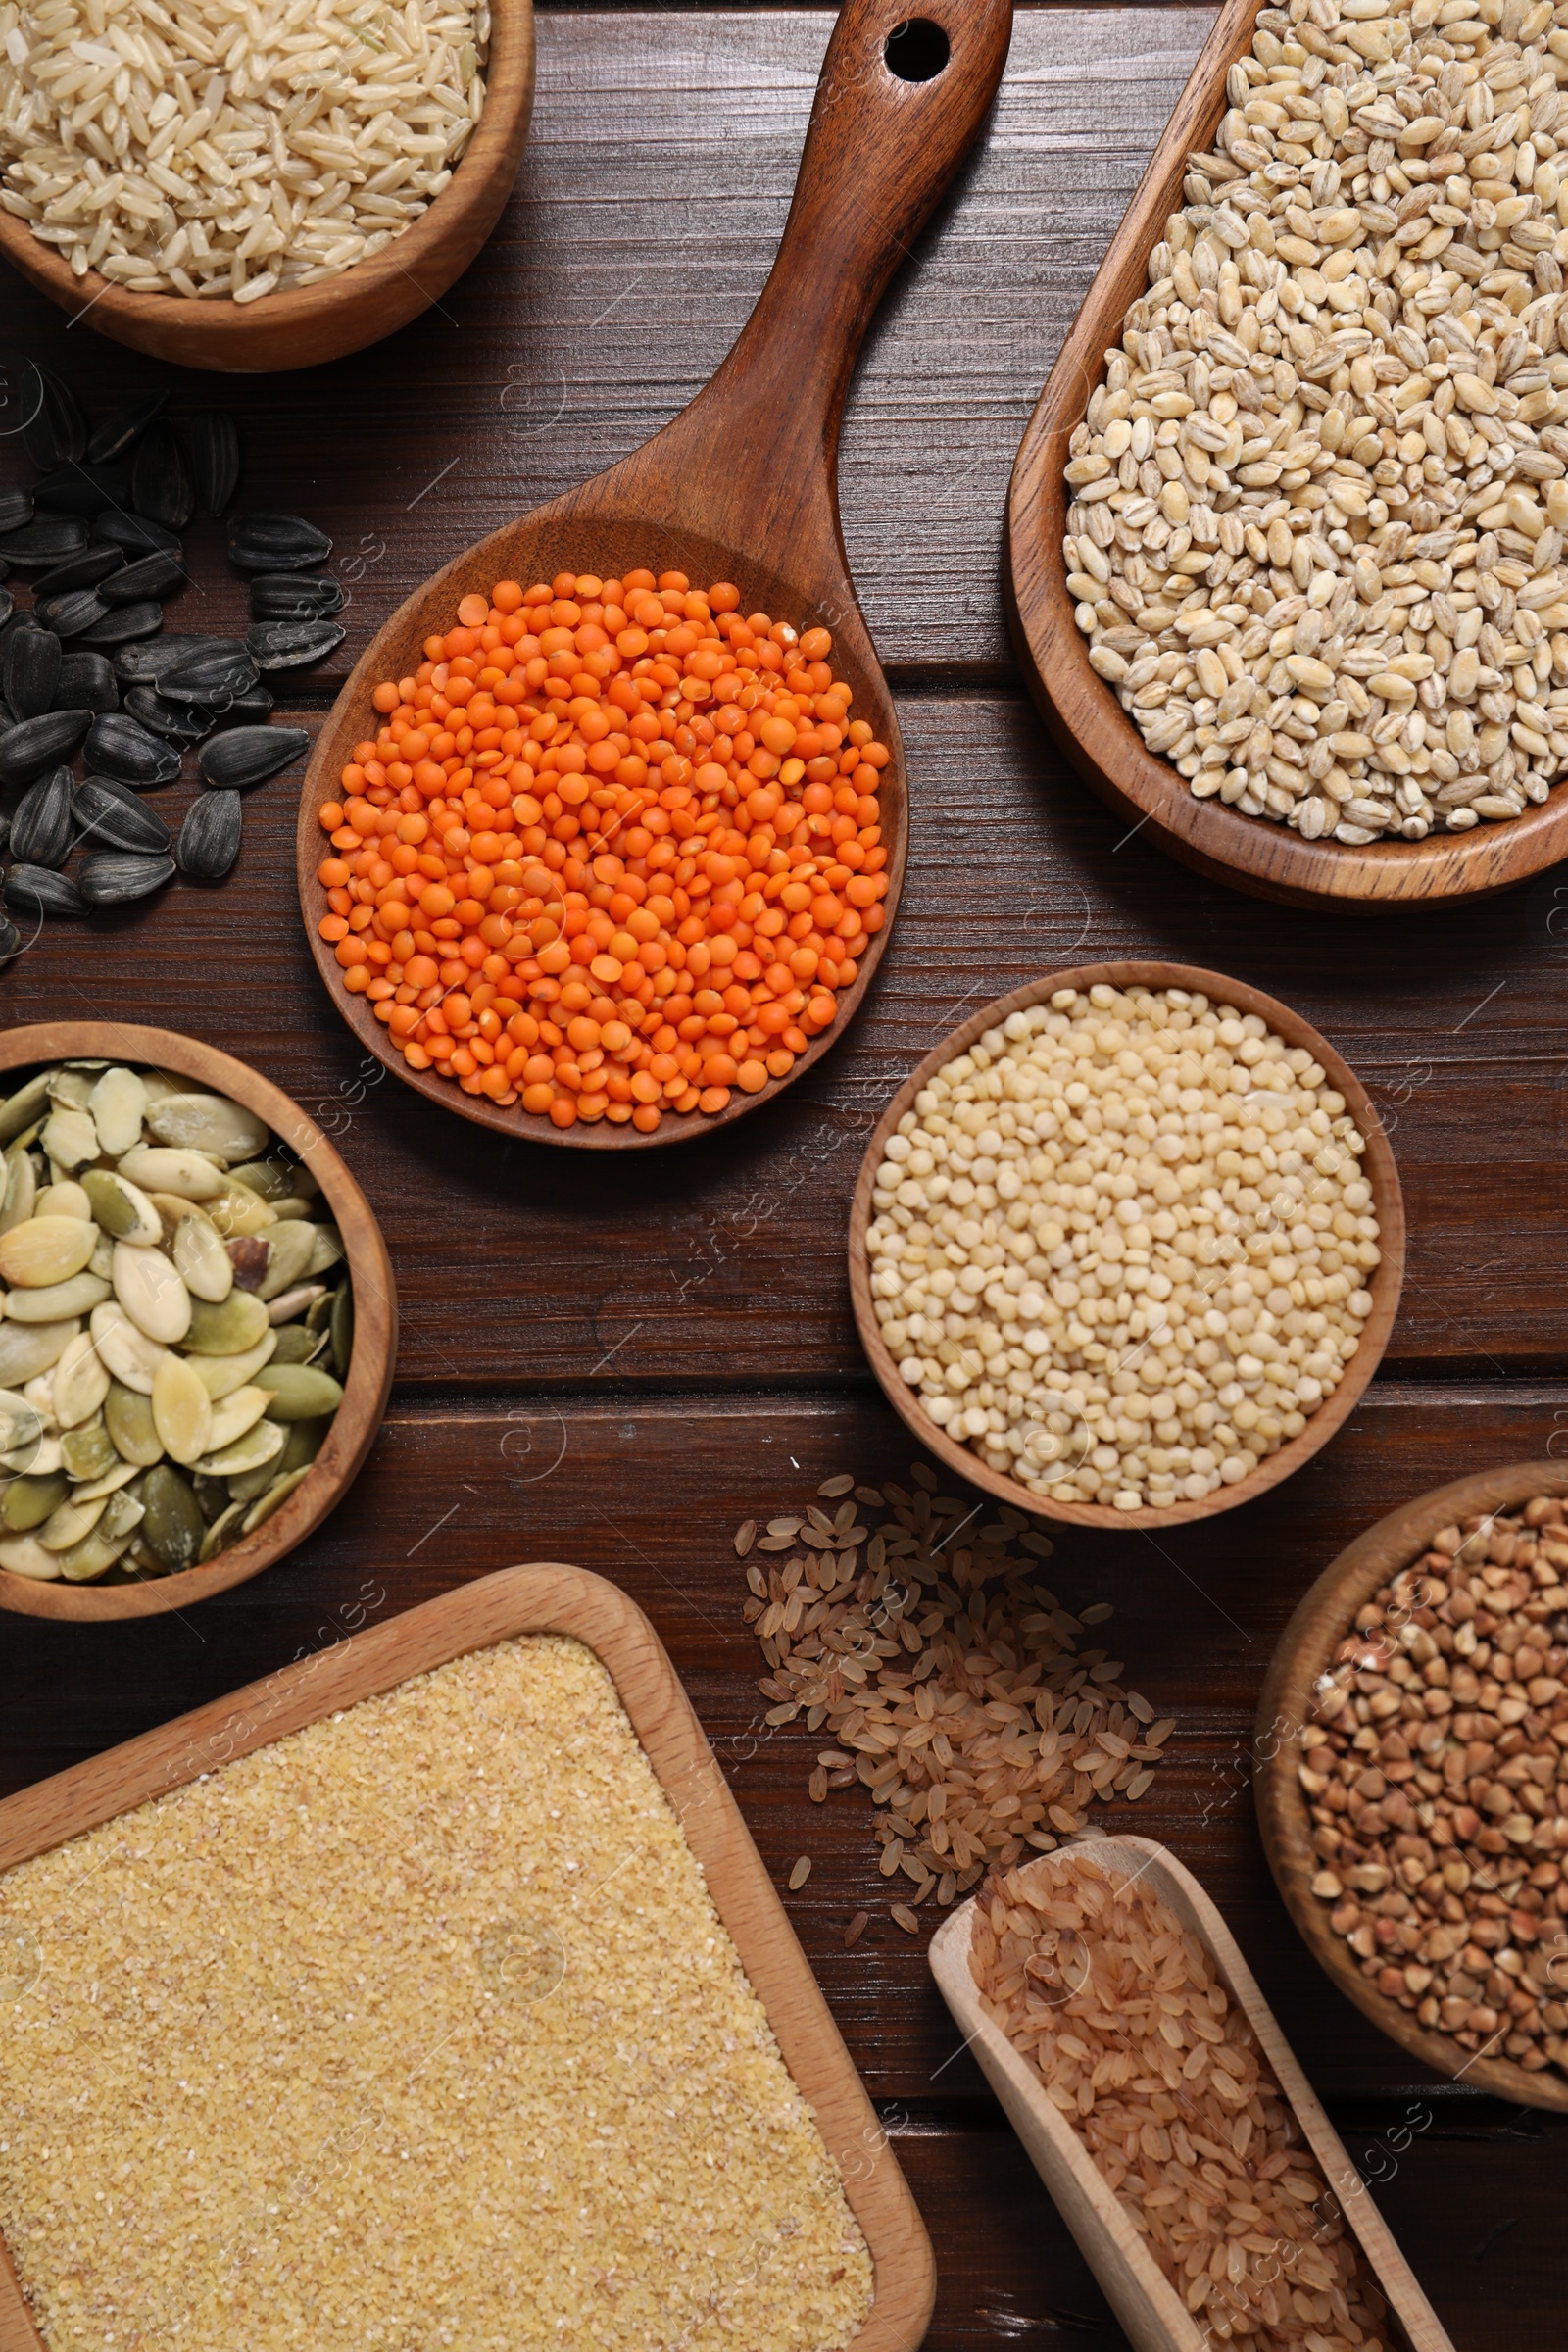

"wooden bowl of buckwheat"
[1257,1458,1568,2112]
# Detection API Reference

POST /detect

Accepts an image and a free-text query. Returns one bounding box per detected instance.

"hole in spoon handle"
[715,0,1013,456]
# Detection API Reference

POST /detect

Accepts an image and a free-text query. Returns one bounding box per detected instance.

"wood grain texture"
[1004,0,1568,910]
[0,1023,397,1624]
[297,0,1014,1147]
[0,1563,934,2352]
[0,0,536,372]
[929,1838,1454,2352]
[1256,1458,1568,2114]
[845,958,1406,1530]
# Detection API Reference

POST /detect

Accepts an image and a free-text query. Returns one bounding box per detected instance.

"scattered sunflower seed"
[5,626,61,721]
[20,363,84,469]
[73,779,172,857]
[77,850,175,906]
[158,644,259,706]
[10,767,74,867]
[54,652,119,715]
[5,863,83,918]
[112,634,231,686]
[100,550,185,606]
[245,618,346,671]
[85,713,182,789]
[29,546,127,600]
[199,724,312,790]
[35,590,109,640]
[122,686,206,744]
[0,491,33,535]
[249,573,345,620]
[132,424,195,531]
[226,511,332,572]
[0,515,87,568]
[176,791,242,881]
[0,708,91,785]
[86,392,169,467]
[75,602,166,650]
[185,414,240,516]
[96,514,180,558]
[31,464,133,518]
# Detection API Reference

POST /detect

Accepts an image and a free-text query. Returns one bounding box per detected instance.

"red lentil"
[315,568,892,1131]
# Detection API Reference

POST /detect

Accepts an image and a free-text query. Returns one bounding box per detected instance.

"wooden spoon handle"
[677,0,1013,514]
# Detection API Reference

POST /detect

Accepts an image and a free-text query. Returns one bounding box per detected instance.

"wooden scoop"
[299,0,1015,1148]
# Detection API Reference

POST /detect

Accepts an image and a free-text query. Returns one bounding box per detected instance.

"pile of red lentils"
[314,568,892,1130]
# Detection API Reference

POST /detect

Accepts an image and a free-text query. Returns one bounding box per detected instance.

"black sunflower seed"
[249,572,345,620]
[78,849,174,905]
[159,644,259,707]
[177,788,241,880]
[185,413,241,516]
[245,618,345,670]
[5,861,83,918]
[20,364,85,469]
[0,913,19,960]
[114,633,233,684]
[226,512,332,573]
[36,589,110,639]
[54,651,119,714]
[199,723,311,790]
[122,685,207,744]
[29,544,128,599]
[10,766,75,866]
[0,516,88,568]
[86,391,169,466]
[5,626,62,720]
[201,683,273,729]
[100,549,184,604]
[0,588,13,632]
[32,463,134,517]
[85,712,182,787]
[96,513,181,558]
[0,491,32,536]
[132,423,194,530]
[75,601,164,649]
[0,708,92,784]
[73,777,173,855]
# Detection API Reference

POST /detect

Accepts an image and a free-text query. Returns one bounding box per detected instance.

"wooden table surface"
[0,7,1561,2345]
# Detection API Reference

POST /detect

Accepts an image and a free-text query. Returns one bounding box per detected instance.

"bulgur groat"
[0,1637,872,2352]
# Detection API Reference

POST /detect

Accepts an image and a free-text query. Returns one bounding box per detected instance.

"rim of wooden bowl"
[0,1022,397,1621]
[1255,1457,1568,2113]
[846,959,1406,1532]
[0,0,534,373]
[295,521,906,1150]
[1004,0,1568,914]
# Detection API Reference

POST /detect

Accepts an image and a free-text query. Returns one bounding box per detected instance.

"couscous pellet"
[0,1637,872,2352]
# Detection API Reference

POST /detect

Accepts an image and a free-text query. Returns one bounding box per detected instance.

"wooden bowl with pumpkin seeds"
[0,1024,396,1622]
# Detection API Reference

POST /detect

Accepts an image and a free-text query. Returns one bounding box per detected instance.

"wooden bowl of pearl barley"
[848,962,1405,1531]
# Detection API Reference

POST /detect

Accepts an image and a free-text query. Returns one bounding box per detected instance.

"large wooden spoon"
[299,0,1014,1148]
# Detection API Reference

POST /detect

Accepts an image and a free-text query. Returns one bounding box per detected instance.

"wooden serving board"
[0,1564,935,2352]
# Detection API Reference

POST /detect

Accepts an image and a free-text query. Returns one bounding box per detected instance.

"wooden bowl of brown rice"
[848,961,1405,1531]
[0,0,535,372]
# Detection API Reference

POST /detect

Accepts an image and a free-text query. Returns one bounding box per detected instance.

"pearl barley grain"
[863,985,1380,1510]
[1068,0,1568,845]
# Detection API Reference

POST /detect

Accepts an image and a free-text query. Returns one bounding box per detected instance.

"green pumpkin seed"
[256,1219,318,1302]
[185,1289,270,1355]
[173,1211,232,1302]
[116,1145,225,1200]
[112,1241,190,1344]
[58,1488,144,1581]
[226,1156,298,1202]
[0,1319,77,1386]
[0,1532,59,1579]
[240,1465,311,1534]
[35,1179,91,1220]
[140,1462,205,1573]
[269,1324,325,1366]
[275,1415,329,1477]
[53,1329,112,1428]
[196,1417,283,1477]
[205,1182,275,1240]
[106,1379,162,1465]
[0,1385,43,1448]
[198,1498,247,1562]
[256,1362,343,1421]
[0,1143,37,1235]
[0,1214,97,1288]
[146,1090,269,1160]
[307,1224,344,1276]
[88,1065,147,1155]
[89,1301,166,1394]
[39,1490,108,1550]
[70,1459,141,1503]
[61,1418,117,1483]
[0,1072,53,1150]
[39,1104,97,1171]
[81,1166,162,1245]
[1,1470,68,1530]
[204,1384,270,1452]
[152,1352,212,1466]
[3,1269,111,1322]
[225,1457,279,1504]
[190,1330,277,1399]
